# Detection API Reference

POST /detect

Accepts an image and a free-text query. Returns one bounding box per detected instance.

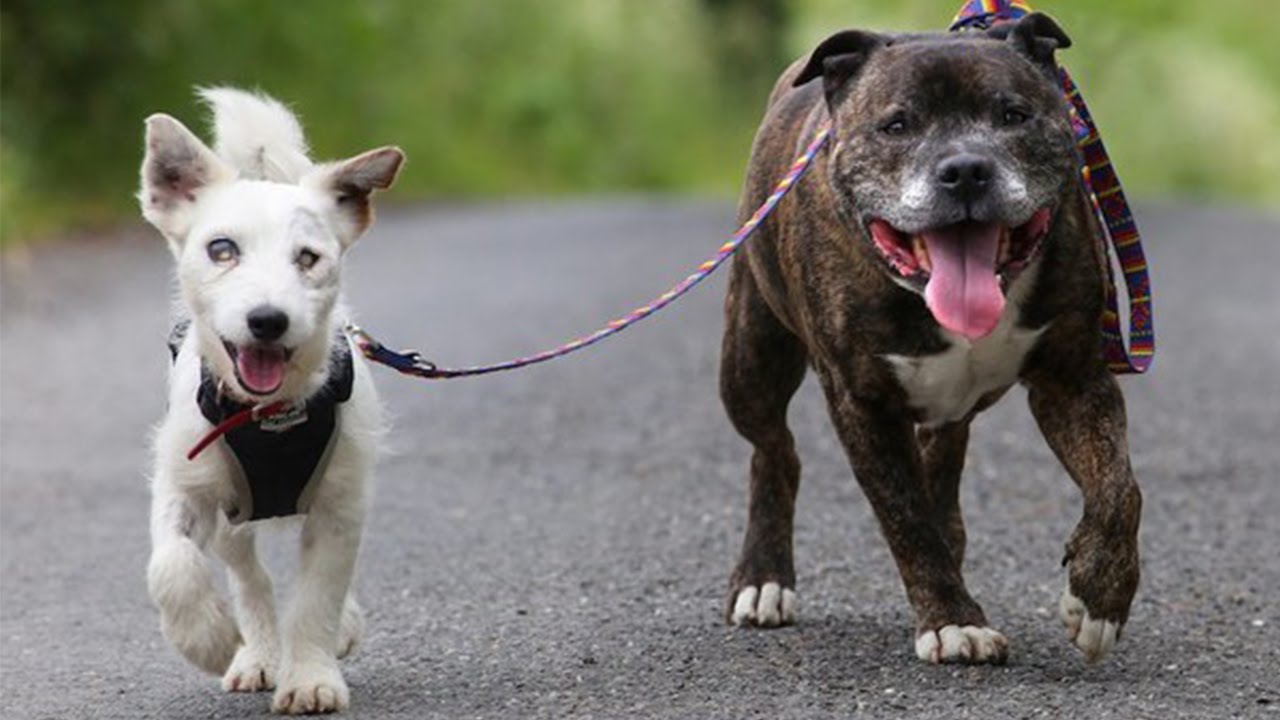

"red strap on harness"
[187,400,290,460]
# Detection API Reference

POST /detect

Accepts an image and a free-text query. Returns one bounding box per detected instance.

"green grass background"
[2,0,1276,246]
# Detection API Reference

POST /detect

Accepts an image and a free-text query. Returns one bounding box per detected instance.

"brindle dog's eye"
[206,238,240,264]
[880,117,909,136]
[296,248,320,270]
[1002,108,1032,126]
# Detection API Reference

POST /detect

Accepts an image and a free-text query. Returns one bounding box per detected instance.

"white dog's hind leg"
[216,525,280,692]
[337,593,364,660]
[147,488,241,675]
[272,486,365,715]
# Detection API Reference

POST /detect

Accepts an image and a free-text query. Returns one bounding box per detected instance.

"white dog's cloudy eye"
[296,248,321,270]
[206,238,240,264]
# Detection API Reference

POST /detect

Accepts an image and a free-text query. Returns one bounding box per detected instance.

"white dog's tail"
[197,86,313,183]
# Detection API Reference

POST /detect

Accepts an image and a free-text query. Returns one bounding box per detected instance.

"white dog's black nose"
[936,153,995,202]
[247,305,289,342]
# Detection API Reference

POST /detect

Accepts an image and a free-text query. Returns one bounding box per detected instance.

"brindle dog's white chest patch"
[883,264,1045,425]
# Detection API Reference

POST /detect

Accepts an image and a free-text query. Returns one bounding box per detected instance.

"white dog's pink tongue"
[921,223,1004,340]
[237,345,286,394]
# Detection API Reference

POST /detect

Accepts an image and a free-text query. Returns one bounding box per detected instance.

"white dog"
[139,87,402,714]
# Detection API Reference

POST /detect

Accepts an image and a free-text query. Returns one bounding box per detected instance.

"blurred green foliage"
[2,0,1277,246]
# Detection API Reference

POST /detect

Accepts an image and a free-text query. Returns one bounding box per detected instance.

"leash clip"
[345,323,440,376]
[404,352,438,374]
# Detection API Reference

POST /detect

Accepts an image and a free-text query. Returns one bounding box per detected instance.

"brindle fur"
[721,14,1141,654]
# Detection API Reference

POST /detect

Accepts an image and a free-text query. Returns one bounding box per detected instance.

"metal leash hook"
[345,324,440,378]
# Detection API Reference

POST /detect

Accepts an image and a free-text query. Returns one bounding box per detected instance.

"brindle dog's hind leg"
[720,261,808,628]
[918,422,972,569]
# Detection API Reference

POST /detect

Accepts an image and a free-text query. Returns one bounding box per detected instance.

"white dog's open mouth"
[223,340,292,396]
[867,208,1052,340]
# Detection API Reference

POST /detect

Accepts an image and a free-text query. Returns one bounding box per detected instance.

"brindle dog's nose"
[246,305,289,342]
[936,153,995,202]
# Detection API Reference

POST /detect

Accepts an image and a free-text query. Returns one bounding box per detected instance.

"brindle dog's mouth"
[867,208,1052,340]
[222,340,293,396]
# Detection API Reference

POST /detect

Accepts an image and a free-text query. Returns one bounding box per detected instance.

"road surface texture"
[2,199,1278,719]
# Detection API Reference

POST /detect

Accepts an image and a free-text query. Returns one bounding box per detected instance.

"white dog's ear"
[139,114,235,247]
[304,146,404,246]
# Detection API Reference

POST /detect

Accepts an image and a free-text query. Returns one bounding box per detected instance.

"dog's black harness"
[169,322,354,523]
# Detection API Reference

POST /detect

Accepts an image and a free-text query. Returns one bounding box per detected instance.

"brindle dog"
[720,13,1141,665]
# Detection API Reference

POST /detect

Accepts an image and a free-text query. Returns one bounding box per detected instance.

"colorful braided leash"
[350,0,1153,380]
[347,125,831,379]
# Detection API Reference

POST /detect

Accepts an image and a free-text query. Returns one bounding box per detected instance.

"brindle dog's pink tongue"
[922,223,1004,340]
[237,345,286,394]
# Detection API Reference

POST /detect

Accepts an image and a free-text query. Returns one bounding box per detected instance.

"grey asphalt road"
[2,199,1278,720]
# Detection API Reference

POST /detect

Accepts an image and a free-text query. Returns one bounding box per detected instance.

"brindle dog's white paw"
[271,663,348,715]
[222,644,276,692]
[730,582,797,628]
[914,625,1009,664]
[1060,584,1120,663]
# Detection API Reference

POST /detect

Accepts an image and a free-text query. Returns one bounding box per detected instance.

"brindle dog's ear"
[989,12,1072,79]
[793,29,888,104]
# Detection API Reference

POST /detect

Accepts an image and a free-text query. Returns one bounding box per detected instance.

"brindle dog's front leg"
[1028,369,1142,664]
[816,366,1007,664]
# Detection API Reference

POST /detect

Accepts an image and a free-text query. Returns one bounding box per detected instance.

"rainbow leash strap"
[351,0,1153,380]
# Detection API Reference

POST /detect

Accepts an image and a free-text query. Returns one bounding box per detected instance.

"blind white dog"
[139,87,402,715]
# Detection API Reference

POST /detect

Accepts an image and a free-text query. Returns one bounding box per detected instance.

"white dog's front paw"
[272,663,349,715]
[730,582,797,628]
[157,603,241,675]
[1060,585,1120,664]
[149,542,242,674]
[914,625,1009,664]
[223,644,276,692]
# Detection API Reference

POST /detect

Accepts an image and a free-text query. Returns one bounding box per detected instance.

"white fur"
[200,87,313,183]
[1000,171,1030,206]
[1059,583,1120,664]
[730,582,797,628]
[914,625,1008,664]
[883,261,1046,425]
[140,88,402,715]
[899,173,933,215]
